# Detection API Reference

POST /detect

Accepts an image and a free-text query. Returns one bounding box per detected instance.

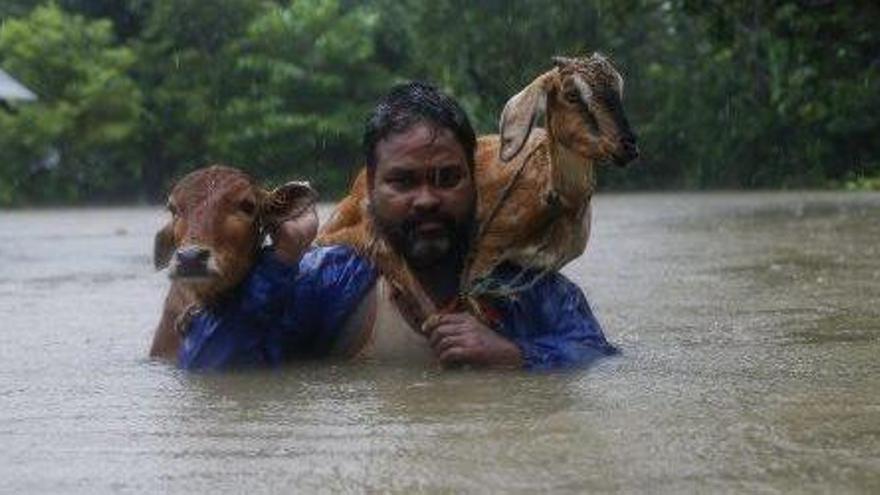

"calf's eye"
[239,199,257,216]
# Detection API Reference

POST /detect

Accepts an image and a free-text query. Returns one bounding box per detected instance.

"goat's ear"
[552,55,577,69]
[261,181,319,232]
[499,77,548,162]
[153,223,174,270]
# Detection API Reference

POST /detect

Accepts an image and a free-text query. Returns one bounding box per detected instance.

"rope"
[460,142,545,295]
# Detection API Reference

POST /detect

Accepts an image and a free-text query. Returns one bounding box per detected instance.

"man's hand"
[271,205,319,266]
[423,312,523,368]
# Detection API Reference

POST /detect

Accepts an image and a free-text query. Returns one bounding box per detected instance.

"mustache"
[400,212,458,234]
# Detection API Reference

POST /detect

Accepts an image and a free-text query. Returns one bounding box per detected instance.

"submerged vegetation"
[844,173,880,191]
[0,0,878,205]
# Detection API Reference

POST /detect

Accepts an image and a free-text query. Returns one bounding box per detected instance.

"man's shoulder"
[298,244,378,288]
[514,270,588,315]
[488,264,584,302]
[300,244,371,270]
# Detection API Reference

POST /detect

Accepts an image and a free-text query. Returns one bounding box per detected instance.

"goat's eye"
[239,199,257,216]
[564,90,581,104]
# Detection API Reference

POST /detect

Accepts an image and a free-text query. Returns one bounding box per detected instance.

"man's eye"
[434,167,463,188]
[387,175,415,189]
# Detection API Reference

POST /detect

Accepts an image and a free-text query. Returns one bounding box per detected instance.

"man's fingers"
[428,323,465,348]
[272,207,318,265]
[441,312,473,325]
[421,314,442,335]
[277,206,318,242]
[439,345,470,365]
[422,312,473,335]
[433,334,468,354]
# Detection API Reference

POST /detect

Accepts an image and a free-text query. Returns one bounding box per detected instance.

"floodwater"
[1,192,878,494]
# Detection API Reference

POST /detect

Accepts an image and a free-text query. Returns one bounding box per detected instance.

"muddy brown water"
[1,192,878,493]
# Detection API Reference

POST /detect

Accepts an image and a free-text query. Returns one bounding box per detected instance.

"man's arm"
[500,272,617,369]
[179,206,378,370]
[179,249,301,369]
[424,312,523,368]
[179,207,318,370]
[179,245,378,370]
[422,272,614,370]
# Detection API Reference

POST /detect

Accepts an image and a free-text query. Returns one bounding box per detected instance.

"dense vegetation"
[0,0,878,205]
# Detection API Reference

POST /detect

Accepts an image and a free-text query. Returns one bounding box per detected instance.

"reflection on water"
[1,193,878,493]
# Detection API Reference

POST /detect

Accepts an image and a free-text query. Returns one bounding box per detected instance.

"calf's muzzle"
[169,245,216,280]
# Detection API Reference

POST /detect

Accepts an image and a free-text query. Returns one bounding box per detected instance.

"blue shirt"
[179,246,616,370]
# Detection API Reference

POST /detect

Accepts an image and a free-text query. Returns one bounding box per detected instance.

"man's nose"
[412,185,441,212]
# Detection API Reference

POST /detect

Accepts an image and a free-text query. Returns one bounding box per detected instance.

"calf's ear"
[153,223,175,270]
[261,181,319,234]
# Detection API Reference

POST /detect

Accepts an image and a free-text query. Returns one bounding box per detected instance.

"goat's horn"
[552,56,577,68]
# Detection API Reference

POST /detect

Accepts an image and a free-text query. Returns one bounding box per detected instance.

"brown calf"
[149,165,317,360]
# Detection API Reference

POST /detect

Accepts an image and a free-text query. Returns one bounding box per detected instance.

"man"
[179,82,616,370]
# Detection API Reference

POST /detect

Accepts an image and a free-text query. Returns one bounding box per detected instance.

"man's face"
[369,122,475,269]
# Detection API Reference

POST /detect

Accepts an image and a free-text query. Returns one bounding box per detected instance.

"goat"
[317,53,638,328]
[464,52,638,294]
[149,165,318,360]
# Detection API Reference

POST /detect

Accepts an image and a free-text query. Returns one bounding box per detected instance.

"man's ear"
[153,223,175,270]
[499,72,551,162]
[261,181,319,233]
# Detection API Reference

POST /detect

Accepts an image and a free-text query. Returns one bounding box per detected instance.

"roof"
[0,68,37,101]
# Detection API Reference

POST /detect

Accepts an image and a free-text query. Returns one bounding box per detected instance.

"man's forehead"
[376,123,463,161]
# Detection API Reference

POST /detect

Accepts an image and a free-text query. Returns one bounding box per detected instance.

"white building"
[0,68,37,102]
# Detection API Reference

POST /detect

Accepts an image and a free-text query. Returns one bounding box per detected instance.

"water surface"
[1,192,878,493]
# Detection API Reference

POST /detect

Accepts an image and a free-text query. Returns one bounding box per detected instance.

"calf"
[149,165,317,360]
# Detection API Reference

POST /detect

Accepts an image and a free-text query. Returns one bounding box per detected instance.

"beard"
[369,202,474,271]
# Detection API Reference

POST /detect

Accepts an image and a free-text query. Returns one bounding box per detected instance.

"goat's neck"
[547,128,595,210]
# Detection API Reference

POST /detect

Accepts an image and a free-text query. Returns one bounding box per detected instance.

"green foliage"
[133,0,270,200]
[0,3,141,205]
[0,0,40,20]
[612,0,880,189]
[0,0,877,205]
[377,0,604,133]
[209,0,394,192]
[844,171,880,191]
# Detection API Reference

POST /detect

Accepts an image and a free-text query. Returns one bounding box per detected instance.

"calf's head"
[500,52,639,167]
[153,165,317,303]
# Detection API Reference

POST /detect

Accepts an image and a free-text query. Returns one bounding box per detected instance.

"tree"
[0,3,141,205]
[133,0,270,200]
[208,0,395,191]
[376,0,605,133]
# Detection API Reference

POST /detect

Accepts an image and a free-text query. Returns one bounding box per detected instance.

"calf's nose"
[176,245,210,264]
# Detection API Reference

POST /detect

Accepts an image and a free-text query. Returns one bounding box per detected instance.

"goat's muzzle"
[613,133,640,167]
[168,245,219,281]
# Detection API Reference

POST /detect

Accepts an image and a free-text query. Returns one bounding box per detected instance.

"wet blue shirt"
[179,246,616,370]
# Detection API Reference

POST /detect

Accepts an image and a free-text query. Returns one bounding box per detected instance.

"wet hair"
[363,81,476,173]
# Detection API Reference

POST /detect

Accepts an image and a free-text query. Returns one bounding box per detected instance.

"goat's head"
[153,165,317,304]
[500,52,639,167]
